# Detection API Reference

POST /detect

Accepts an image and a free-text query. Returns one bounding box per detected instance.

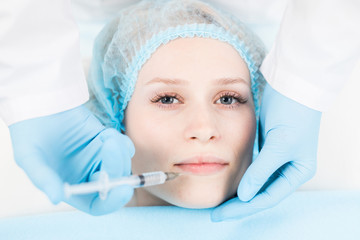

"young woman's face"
[125,37,256,208]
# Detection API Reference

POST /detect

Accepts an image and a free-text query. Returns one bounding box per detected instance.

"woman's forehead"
[137,37,251,85]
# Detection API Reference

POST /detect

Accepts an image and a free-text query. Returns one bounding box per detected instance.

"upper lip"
[174,155,229,165]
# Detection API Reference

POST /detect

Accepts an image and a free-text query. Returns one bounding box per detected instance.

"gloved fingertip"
[46,183,64,205]
[48,194,62,205]
[237,183,254,202]
[237,193,253,202]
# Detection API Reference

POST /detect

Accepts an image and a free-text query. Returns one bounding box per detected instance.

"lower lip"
[174,163,228,175]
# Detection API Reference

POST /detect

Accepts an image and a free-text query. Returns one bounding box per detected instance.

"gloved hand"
[212,84,322,221]
[9,105,135,215]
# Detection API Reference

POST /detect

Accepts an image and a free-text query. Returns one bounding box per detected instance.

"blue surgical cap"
[86,0,266,157]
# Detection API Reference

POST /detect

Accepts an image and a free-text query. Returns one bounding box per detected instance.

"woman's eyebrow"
[214,77,247,85]
[145,77,247,85]
[145,78,189,85]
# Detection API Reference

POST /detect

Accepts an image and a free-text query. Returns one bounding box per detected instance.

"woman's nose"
[183,106,220,143]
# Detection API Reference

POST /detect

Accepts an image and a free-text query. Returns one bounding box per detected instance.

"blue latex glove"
[9,105,135,215]
[212,84,322,221]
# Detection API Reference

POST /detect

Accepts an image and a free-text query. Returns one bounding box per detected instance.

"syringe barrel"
[111,171,167,188]
[139,171,167,187]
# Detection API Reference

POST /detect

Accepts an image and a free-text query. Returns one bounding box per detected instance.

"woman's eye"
[160,96,177,104]
[219,96,236,105]
[160,96,179,104]
[150,93,182,108]
[216,96,238,105]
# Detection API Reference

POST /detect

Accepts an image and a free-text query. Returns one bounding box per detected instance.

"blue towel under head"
[1,191,359,240]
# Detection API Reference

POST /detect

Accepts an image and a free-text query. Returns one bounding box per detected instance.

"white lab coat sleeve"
[0,0,89,126]
[260,0,360,111]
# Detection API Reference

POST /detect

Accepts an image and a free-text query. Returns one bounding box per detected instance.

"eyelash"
[150,92,183,109]
[217,92,248,109]
[150,91,248,109]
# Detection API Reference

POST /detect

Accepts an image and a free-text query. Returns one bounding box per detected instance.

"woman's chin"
[165,193,232,209]
[176,201,223,209]
[134,179,239,208]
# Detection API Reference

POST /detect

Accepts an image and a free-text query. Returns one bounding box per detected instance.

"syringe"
[64,171,180,200]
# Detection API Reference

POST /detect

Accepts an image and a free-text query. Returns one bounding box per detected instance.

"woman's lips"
[174,163,228,175]
[174,156,229,175]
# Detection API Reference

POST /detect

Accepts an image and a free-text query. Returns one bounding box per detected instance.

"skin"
[124,37,256,208]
